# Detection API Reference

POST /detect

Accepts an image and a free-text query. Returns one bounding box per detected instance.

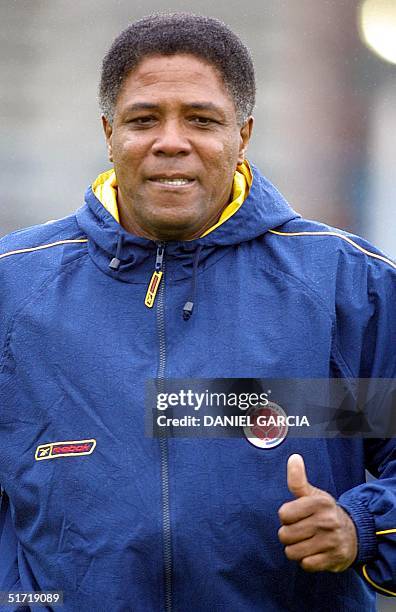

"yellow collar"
[92,160,252,238]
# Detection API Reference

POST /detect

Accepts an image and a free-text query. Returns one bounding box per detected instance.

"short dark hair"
[99,13,256,126]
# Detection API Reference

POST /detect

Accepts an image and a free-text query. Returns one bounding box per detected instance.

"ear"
[101,114,114,163]
[237,116,254,165]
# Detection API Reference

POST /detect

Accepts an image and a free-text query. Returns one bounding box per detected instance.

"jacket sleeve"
[0,488,21,590]
[338,439,396,597]
[333,246,396,596]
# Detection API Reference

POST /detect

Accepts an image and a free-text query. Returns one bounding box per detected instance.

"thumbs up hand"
[277,454,358,572]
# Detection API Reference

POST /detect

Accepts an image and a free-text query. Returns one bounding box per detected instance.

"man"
[0,13,395,612]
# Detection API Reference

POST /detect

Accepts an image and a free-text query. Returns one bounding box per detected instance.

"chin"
[153,227,196,241]
[147,214,201,240]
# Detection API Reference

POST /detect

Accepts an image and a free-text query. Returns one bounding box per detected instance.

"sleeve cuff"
[337,496,378,564]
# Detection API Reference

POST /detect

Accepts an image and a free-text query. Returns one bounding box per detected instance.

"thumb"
[287,454,314,498]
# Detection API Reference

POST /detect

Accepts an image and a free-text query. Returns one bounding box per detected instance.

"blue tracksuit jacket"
[0,165,395,611]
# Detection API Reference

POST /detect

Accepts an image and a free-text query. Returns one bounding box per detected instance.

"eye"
[128,116,157,127]
[189,116,217,126]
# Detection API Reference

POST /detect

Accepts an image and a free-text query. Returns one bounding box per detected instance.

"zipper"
[155,243,173,612]
[145,244,164,308]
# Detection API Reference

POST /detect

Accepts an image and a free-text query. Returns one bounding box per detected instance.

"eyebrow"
[123,102,225,114]
[185,103,224,114]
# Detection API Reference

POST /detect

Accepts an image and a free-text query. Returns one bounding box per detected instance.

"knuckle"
[301,557,315,572]
[278,505,286,521]
[285,546,299,561]
[278,527,286,543]
[317,494,334,510]
[301,556,329,572]
[319,512,338,531]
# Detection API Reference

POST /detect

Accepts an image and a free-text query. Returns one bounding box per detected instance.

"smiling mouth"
[148,178,195,187]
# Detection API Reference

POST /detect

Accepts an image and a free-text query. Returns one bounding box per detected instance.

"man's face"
[102,54,253,241]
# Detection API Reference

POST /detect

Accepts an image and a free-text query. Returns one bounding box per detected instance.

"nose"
[151,120,192,157]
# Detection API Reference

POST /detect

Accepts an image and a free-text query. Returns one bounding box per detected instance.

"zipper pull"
[155,244,165,271]
[145,243,165,308]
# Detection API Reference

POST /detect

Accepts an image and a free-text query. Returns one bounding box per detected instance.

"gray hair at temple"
[99,13,256,126]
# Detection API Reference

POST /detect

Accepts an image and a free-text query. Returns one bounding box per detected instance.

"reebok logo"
[35,439,96,460]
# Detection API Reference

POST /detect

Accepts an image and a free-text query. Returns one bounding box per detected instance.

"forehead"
[116,53,233,107]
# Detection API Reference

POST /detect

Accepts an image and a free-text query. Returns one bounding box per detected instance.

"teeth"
[155,178,192,185]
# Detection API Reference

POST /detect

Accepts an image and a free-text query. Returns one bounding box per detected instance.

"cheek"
[113,134,150,166]
[213,134,240,165]
[204,141,240,182]
[202,137,232,160]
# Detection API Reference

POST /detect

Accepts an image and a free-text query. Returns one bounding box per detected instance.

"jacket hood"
[75,163,300,284]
